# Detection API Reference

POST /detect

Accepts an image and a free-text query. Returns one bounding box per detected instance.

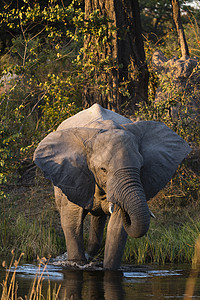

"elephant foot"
[88,260,103,269]
[66,260,87,268]
[66,247,87,266]
[67,257,87,265]
[63,259,103,270]
[55,258,87,269]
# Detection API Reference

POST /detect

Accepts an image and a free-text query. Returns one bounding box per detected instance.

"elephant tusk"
[149,209,156,218]
[109,203,114,214]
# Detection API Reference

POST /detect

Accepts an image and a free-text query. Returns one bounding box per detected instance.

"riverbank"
[0,170,200,266]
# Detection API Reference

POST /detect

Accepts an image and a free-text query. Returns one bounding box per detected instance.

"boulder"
[152,50,200,121]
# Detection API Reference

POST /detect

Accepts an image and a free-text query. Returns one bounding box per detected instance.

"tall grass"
[0,180,66,261]
[123,218,200,265]
[0,212,65,262]
[1,252,61,300]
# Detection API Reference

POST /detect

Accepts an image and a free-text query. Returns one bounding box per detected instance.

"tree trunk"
[171,0,189,58]
[83,0,149,114]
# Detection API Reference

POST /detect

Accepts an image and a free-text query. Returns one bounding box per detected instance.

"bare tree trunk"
[171,0,189,57]
[83,0,149,114]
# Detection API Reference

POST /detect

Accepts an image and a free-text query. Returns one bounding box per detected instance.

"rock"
[152,50,200,121]
[0,72,18,94]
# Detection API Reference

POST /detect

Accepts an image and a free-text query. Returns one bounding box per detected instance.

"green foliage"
[74,9,122,99]
[139,0,173,35]
[0,0,123,190]
[184,12,200,58]
[0,117,22,184]
[0,0,84,185]
[140,0,195,40]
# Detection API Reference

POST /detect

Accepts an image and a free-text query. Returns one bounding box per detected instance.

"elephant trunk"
[107,167,150,238]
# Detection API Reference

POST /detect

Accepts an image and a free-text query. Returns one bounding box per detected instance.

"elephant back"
[57,103,132,130]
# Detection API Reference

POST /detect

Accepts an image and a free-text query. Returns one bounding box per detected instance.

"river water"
[0,261,200,299]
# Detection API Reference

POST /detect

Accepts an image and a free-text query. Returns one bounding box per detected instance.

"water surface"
[0,262,200,299]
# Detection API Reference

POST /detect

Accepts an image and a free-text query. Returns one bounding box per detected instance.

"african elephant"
[33,103,191,269]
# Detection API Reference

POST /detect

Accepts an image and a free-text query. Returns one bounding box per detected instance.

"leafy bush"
[0,0,120,183]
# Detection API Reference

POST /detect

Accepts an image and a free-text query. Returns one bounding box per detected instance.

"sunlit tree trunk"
[83,0,149,113]
[171,0,189,57]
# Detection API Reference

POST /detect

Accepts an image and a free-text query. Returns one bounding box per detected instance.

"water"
[0,261,200,299]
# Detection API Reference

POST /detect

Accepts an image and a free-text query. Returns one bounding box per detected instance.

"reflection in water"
[1,263,200,299]
[59,270,124,300]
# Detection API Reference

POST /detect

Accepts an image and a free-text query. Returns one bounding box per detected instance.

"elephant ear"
[33,128,99,209]
[123,121,191,200]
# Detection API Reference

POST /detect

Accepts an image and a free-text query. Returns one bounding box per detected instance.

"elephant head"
[34,120,191,239]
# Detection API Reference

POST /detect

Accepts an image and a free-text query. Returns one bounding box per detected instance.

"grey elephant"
[34,104,191,269]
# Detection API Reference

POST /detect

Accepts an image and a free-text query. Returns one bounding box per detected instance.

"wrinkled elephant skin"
[34,104,191,269]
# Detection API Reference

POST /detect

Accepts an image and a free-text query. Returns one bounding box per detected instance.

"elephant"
[33,103,191,269]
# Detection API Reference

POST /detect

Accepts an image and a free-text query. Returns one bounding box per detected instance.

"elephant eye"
[101,167,107,173]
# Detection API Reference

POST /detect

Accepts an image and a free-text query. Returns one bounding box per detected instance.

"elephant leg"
[54,187,87,264]
[103,206,127,270]
[87,214,107,258]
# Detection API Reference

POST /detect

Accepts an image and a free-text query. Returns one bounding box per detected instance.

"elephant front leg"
[87,214,107,259]
[55,187,87,264]
[103,206,127,270]
[61,200,88,264]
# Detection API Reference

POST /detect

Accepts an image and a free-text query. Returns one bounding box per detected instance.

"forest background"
[0,0,200,265]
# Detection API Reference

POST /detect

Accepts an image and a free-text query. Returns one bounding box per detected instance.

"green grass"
[0,213,66,262]
[0,176,66,262]
[123,217,200,265]
[1,172,200,266]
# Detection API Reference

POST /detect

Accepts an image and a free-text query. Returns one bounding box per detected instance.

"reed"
[1,251,61,300]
